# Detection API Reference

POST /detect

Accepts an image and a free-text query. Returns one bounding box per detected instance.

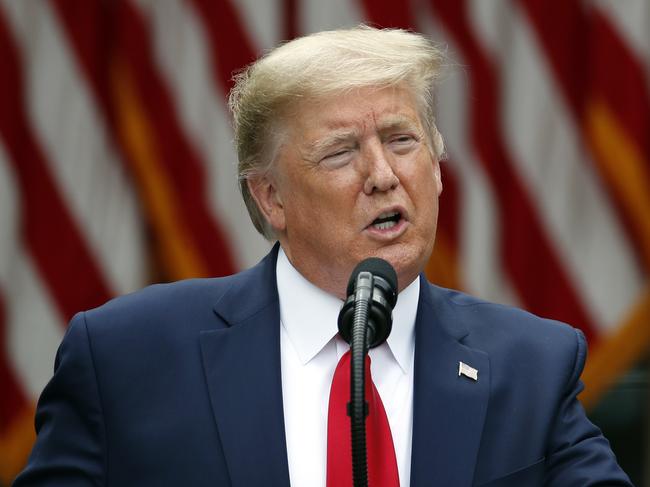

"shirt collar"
[276,247,419,373]
[386,275,418,373]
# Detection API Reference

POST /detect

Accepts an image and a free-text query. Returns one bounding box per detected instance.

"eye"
[391,135,415,144]
[320,148,354,169]
[388,134,418,153]
[327,149,349,159]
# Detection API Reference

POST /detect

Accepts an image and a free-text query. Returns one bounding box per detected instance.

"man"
[15,26,630,486]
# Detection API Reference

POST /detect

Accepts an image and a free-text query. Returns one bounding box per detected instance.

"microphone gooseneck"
[337,258,398,487]
[338,258,398,348]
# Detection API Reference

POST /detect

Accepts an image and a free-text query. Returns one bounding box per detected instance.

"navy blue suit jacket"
[15,247,631,486]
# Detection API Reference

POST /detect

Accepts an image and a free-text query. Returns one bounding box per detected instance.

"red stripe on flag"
[189,0,258,94]
[589,13,650,165]
[438,162,460,252]
[517,0,589,118]
[283,0,299,40]
[0,9,112,321]
[429,0,597,340]
[358,0,414,29]
[0,291,27,435]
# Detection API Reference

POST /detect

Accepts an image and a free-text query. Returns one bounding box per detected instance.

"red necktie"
[326,350,400,487]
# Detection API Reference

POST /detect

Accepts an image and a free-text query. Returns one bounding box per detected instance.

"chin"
[372,248,424,291]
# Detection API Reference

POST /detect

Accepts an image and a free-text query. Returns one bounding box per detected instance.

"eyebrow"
[303,129,360,160]
[302,114,424,160]
[375,115,423,135]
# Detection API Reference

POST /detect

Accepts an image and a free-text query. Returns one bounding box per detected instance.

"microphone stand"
[339,259,396,487]
[349,272,374,487]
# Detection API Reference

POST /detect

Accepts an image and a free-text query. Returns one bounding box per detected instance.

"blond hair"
[229,25,446,239]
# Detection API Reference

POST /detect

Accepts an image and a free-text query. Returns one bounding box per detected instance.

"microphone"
[338,257,398,348]
[336,258,398,487]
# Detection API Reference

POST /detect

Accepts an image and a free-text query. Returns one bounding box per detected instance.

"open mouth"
[371,211,402,230]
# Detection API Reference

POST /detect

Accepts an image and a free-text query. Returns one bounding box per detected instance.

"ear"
[247,176,286,232]
[433,159,443,196]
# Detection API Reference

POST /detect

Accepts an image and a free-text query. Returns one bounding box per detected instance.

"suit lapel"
[410,279,490,487]
[199,253,490,486]
[199,246,291,487]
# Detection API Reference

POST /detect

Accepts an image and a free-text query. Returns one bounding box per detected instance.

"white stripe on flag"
[302,0,365,34]
[232,0,282,50]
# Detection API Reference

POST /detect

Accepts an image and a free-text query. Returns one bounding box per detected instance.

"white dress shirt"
[277,248,419,487]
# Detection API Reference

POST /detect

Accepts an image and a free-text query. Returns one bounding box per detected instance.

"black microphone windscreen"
[346,257,398,297]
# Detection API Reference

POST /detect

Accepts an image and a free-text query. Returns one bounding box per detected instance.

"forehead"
[287,85,423,138]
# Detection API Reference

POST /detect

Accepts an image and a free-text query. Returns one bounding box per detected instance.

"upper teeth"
[372,211,400,229]
[374,221,397,230]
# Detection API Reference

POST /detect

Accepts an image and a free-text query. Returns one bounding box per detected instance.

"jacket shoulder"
[434,285,582,357]
[426,285,585,393]
[83,276,232,332]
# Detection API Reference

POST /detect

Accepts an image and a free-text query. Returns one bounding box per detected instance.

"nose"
[362,145,399,194]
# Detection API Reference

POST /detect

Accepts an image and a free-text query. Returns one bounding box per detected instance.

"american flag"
[0,0,648,483]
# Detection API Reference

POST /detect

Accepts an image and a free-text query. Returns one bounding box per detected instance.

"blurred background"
[0,0,648,485]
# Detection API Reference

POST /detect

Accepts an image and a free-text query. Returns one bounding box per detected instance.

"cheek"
[403,165,440,223]
[397,150,434,177]
[285,185,344,230]
[403,164,436,197]
[283,164,364,229]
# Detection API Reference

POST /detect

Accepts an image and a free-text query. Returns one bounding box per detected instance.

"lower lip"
[364,218,408,240]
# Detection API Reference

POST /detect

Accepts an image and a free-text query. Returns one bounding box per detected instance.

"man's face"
[252,85,442,298]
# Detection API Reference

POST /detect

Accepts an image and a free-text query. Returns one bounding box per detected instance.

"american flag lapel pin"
[458,361,478,381]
